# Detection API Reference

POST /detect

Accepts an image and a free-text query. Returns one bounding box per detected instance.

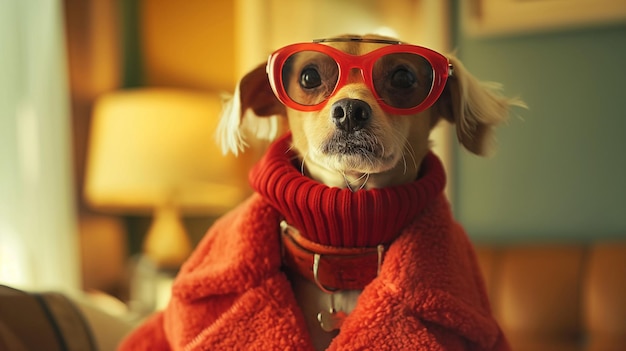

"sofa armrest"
[476,242,626,351]
[0,285,135,351]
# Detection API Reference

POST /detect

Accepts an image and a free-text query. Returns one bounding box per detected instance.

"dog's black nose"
[331,99,371,132]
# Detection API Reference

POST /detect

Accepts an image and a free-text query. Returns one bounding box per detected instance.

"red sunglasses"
[266,38,453,115]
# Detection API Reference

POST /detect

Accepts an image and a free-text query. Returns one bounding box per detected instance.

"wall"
[234,0,450,74]
[140,0,236,91]
[451,1,626,243]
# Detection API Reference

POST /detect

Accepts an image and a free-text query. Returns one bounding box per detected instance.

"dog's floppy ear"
[436,55,526,155]
[217,64,286,155]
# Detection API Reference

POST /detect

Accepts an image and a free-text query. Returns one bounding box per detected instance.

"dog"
[119,34,525,351]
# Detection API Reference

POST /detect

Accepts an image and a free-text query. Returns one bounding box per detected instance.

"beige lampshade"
[85,88,250,214]
[85,88,252,267]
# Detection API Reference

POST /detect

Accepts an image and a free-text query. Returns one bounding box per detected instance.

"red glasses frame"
[266,41,452,115]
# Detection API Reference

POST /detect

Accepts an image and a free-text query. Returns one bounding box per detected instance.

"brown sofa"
[476,241,626,351]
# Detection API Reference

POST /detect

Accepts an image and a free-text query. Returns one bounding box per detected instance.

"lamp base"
[143,204,192,269]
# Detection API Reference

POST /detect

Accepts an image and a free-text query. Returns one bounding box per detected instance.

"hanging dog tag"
[317,293,347,331]
[317,308,347,332]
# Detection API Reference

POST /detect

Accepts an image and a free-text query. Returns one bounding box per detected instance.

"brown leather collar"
[280,221,386,291]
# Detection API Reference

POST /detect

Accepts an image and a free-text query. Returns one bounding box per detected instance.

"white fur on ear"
[216,84,280,156]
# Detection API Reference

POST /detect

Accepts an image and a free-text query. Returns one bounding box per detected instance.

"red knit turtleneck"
[249,132,446,248]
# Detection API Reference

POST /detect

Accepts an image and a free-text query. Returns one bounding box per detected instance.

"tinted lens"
[281,51,339,106]
[372,53,434,109]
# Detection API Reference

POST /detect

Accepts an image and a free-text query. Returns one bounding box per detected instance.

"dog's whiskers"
[359,173,370,190]
[341,171,370,192]
[391,129,417,175]
[340,171,353,191]
[401,145,418,175]
[403,142,418,173]
[400,152,408,175]
[300,151,309,176]
[375,135,385,158]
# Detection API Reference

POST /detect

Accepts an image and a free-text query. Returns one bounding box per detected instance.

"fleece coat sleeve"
[118,195,313,351]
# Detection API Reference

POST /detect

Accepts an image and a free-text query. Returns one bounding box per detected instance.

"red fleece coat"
[118,192,509,350]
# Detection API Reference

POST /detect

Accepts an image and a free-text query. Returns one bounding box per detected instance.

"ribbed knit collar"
[249,132,446,248]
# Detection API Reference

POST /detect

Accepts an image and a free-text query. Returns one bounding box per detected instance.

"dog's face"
[284,38,434,189]
[218,34,525,190]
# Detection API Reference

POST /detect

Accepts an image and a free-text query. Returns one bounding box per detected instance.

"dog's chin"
[315,130,400,175]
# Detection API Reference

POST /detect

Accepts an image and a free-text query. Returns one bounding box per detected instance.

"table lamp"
[84,88,252,268]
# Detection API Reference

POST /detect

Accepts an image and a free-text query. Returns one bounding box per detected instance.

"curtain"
[0,0,79,292]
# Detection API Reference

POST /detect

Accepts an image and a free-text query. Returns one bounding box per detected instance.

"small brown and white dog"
[215,34,524,350]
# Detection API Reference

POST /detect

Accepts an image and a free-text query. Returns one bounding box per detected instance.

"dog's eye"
[390,68,416,89]
[299,66,322,89]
